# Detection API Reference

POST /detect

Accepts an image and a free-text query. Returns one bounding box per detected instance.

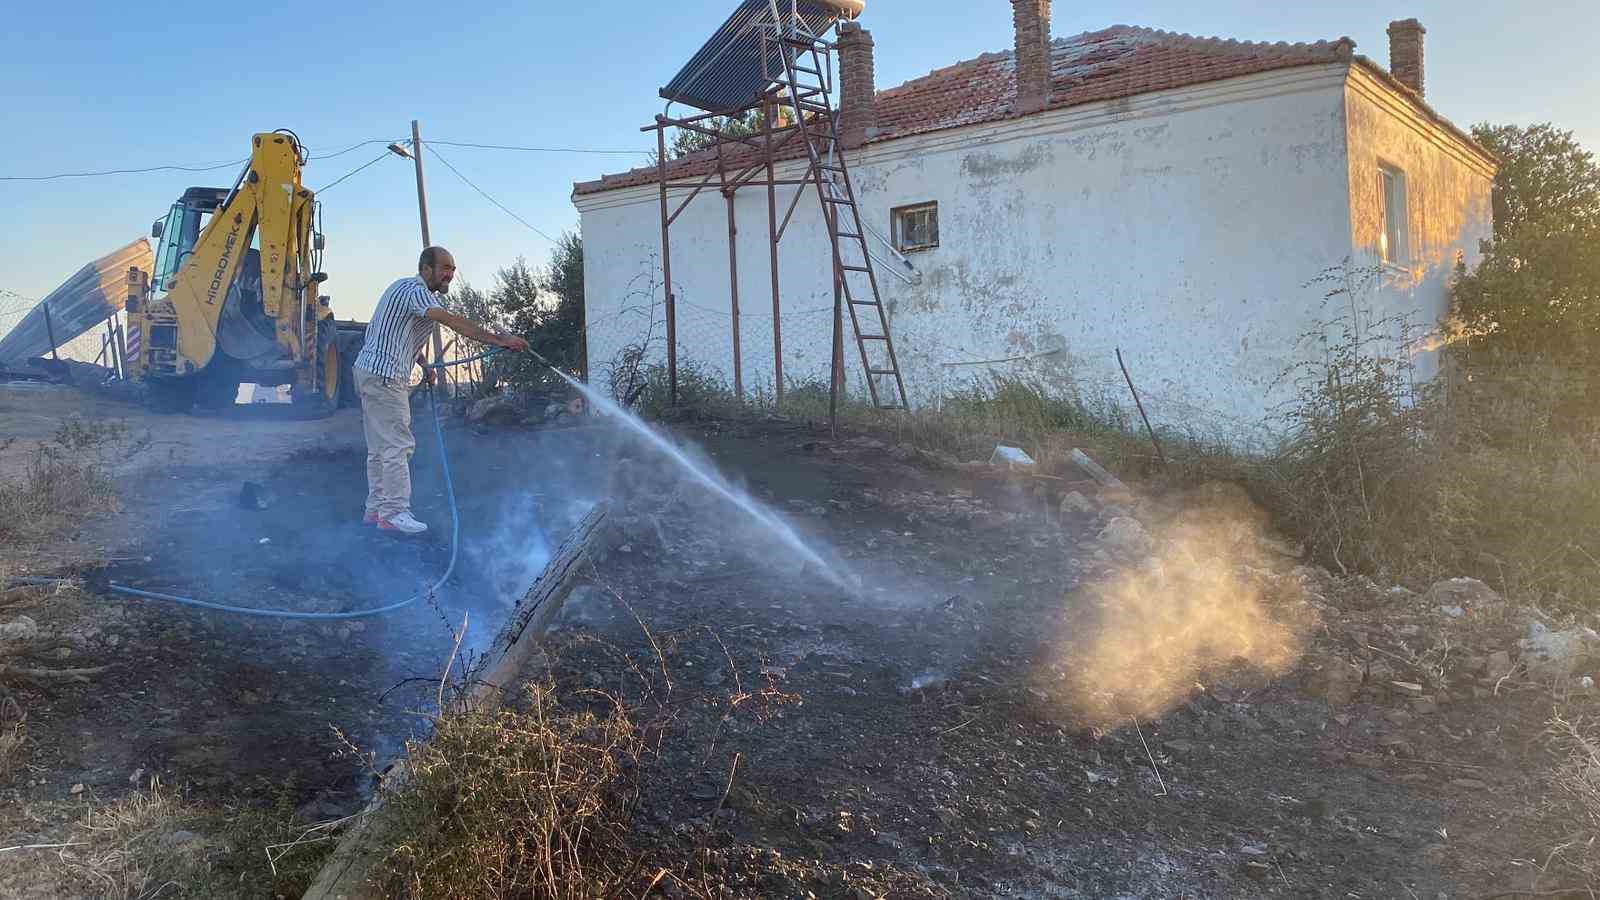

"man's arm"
[424,307,530,352]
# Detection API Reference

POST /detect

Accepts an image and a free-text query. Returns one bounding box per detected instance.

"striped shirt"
[354,276,445,380]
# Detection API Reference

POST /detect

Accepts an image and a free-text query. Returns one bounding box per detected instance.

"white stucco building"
[573,5,1495,441]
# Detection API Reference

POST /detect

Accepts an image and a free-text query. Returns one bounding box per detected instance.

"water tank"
[822,0,864,20]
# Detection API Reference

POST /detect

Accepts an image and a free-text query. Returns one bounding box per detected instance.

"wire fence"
[0,292,122,368]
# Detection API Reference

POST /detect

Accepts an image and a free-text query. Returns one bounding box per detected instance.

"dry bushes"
[47,780,326,899]
[0,418,144,544]
[371,680,645,899]
[1543,713,1600,888]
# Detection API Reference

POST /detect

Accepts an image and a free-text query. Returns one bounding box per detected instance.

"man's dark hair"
[419,246,450,270]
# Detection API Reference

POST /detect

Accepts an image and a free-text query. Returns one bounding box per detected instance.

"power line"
[0,158,247,182]
[427,146,559,246]
[314,150,394,194]
[308,138,407,160]
[1,136,648,182]
[429,140,650,156]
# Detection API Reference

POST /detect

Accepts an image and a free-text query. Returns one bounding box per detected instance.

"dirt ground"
[0,379,1583,898]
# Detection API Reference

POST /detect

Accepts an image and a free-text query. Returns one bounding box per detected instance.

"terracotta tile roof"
[574,25,1483,197]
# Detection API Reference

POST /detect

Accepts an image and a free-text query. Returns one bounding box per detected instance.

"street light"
[387,142,412,160]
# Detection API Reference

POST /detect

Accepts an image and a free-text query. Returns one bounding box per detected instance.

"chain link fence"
[0,290,123,370]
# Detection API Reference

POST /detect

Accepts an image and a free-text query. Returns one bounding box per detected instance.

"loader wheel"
[335,333,363,408]
[322,338,342,407]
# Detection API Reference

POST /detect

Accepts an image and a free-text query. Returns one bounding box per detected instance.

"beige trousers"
[356,368,415,519]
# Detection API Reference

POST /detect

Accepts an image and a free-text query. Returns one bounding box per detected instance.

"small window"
[1378,165,1409,267]
[892,203,939,252]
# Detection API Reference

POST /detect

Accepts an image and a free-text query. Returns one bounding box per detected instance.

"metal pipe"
[775,159,818,241]
[656,119,677,406]
[42,304,59,362]
[725,190,742,401]
[765,99,783,406]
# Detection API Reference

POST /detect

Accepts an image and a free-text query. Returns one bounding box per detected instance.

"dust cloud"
[1061,485,1312,726]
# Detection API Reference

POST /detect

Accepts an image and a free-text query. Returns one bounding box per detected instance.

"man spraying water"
[354,246,528,535]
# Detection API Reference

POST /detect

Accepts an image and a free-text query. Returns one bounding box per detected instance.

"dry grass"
[46,779,328,899]
[0,693,27,783]
[1540,712,1600,891]
[0,418,144,545]
[370,679,646,899]
[652,316,1600,612]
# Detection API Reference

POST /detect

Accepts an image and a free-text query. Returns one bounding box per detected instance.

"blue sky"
[5,1,1596,322]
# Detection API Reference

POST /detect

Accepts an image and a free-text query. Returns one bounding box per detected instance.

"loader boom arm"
[164,132,320,373]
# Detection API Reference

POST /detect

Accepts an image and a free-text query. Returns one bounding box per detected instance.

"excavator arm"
[164,131,325,375]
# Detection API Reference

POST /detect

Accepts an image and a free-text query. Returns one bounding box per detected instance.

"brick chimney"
[1012,0,1052,114]
[836,22,877,148]
[1387,18,1425,97]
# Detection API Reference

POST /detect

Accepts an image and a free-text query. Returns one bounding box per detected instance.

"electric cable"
[426,146,560,245]
[314,150,393,194]
[427,140,650,156]
[2,137,647,182]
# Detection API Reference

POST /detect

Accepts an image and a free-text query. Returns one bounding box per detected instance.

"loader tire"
[336,332,363,408]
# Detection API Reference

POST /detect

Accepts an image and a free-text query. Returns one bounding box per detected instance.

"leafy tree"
[1452,123,1600,358]
[1473,123,1600,240]
[478,232,585,394]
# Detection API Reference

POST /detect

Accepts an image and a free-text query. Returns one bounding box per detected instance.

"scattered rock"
[0,616,40,642]
[1520,622,1600,678]
[1424,577,1502,612]
[1486,650,1515,680]
[1450,778,1489,790]
[1164,740,1196,755]
[1301,656,1363,708]
[1058,491,1096,517]
[69,783,85,795]
[989,445,1035,469]
[466,393,523,426]
[1410,696,1439,715]
[1439,605,1465,619]
[1243,861,1272,881]
[1097,517,1152,557]
[888,444,918,462]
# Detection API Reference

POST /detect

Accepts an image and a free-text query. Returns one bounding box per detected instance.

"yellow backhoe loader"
[124,130,363,415]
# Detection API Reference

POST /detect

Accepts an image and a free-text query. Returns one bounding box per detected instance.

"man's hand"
[493,333,530,353]
[417,355,435,386]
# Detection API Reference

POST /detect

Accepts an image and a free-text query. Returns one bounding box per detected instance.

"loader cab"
[149,187,229,299]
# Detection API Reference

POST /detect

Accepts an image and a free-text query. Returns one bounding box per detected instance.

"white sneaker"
[378,511,428,535]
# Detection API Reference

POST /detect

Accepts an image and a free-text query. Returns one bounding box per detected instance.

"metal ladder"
[773,32,908,410]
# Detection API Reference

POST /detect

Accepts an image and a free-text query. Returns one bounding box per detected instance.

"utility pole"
[409,119,447,392]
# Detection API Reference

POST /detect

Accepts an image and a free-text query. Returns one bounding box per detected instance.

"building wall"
[579,66,1418,442]
[1342,66,1496,380]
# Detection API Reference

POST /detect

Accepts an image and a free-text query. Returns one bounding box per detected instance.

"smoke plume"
[1061,485,1312,726]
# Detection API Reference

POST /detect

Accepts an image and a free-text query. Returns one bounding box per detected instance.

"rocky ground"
[0,382,1592,897]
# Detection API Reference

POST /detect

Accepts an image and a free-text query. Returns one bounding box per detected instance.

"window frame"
[891,202,940,253]
[1377,163,1410,269]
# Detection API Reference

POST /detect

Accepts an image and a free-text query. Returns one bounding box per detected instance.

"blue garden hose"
[10,348,513,620]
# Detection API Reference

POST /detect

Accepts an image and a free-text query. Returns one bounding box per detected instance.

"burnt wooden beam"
[301,501,611,900]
